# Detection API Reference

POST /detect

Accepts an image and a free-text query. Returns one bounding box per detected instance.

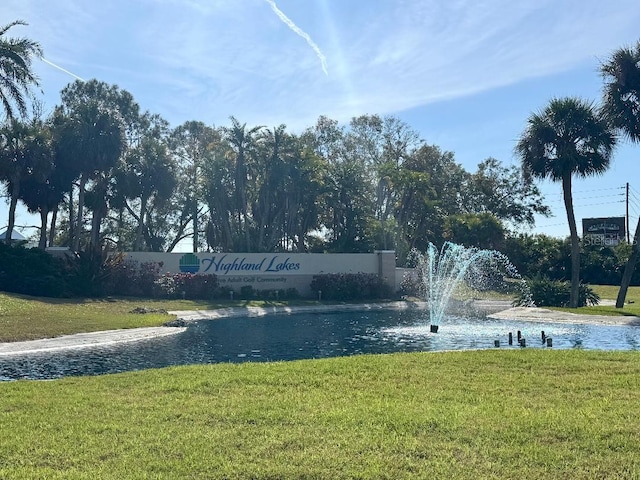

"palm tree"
[54,102,125,251]
[516,97,616,308]
[0,117,53,245]
[0,20,42,120]
[601,41,640,308]
[223,117,263,251]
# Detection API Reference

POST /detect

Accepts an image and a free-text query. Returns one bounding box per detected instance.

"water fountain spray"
[407,242,532,331]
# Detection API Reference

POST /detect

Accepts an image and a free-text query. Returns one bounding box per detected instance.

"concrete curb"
[0,326,187,357]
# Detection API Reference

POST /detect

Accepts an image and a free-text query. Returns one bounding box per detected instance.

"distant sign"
[582,217,626,246]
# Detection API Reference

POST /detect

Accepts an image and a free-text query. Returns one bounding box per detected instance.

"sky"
[2,0,640,245]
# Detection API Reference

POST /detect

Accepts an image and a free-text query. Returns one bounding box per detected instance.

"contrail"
[41,58,85,81]
[264,0,328,76]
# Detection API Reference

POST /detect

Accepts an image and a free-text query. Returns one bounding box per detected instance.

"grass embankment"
[557,285,640,317]
[0,292,307,343]
[1,350,639,479]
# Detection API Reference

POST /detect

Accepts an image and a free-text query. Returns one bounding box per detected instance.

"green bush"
[0,243,70,297]
[310,273,391,301]
[515,277,600,307]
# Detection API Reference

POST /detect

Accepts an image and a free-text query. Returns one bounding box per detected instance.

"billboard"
[582,217,626,246]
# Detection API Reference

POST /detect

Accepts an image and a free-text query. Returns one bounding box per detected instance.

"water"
[1,309,639,381]
[409,243,532,327]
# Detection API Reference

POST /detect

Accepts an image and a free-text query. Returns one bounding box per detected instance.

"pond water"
[1,309,639,381]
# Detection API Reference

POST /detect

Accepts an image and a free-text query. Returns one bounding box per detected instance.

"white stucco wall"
[123,251,397,297]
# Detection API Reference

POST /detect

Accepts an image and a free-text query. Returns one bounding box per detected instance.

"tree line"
[0,22,548,261]
[2,20,640,307]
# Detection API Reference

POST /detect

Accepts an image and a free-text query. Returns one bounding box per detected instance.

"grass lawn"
[0,291,312,343]
[1,350,639,479]
[558,285,640,317]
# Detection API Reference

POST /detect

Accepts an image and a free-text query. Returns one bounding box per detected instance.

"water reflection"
[1,310,639,381]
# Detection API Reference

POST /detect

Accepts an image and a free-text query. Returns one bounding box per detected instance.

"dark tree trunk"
[38,208,49,249]
[562,174,580,308]
[48,205,58,247]
[4,194,18,245]
[73,175,87,251]
[5,189,18,245]
[616,217,640,308]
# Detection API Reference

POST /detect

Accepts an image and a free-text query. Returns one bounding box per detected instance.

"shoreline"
[1,301,639,357]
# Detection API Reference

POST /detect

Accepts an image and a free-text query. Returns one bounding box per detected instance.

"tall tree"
[169,121,218,252]
[0,116,53,244]
[222,117,262,251]
[55,80,132,251]
[54,101,125,251]
[601,40,640,308]
[464,157,550,226]
[0,20,42,120]
[118,136,176,251]
[516,97,616,307]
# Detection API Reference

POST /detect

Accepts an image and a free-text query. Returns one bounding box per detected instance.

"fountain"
[407,242,532,331]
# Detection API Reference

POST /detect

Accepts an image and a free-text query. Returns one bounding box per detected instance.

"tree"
[55,80,132,251]
[118,137,176,251]
[444,212,506,250]
[601,40,640,308]
[516,97,616,307]
[222,117,263,251]
[169,121,218,252]
[54,101,125,251]
[464,157,550,226]
[394,144,466,253]
[0,20,42,120]
[0,116,53,245]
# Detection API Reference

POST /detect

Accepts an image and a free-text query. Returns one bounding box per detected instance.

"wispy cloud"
[264,0,329,76]
[41,58,85,81]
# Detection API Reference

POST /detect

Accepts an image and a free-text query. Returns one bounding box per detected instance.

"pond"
[1,309,639,381]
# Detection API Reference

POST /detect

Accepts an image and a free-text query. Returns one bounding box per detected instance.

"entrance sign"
[124,251,397,296]
[582,217,626,246]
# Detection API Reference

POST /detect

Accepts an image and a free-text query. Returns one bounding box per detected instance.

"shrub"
[153,273,178,298]
[174,273,219,299]
[310,273,391,301]
[515,277,600,307]
[0,243,70,297]
[63,250,131,297]
[104,259,163,297]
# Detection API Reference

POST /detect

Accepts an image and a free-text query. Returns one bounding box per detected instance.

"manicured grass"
[0,292,173,342]
[562,285,640,317]
[1,350,639,479]
[0,291,343,342]
[0,292,301,342]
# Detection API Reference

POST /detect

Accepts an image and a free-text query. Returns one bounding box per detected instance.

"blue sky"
[2,0,640,242]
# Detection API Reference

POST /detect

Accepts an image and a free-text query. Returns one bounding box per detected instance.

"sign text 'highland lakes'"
[200,255,301,275]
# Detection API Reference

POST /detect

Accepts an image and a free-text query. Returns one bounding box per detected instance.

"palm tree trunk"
[38,208,48,249]
[73,174,87,251]
[562,174,580,308]
[615,217,640,308]
[48,205,57,247]
[135,195,147,251]
[5,187,18,245]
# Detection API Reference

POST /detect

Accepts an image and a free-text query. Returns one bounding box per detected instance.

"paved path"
[0,326,186,357]
[489,306,640,326]
[170,301,428,322]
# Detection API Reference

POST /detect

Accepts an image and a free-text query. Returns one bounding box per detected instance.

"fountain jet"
[408,242,532,330]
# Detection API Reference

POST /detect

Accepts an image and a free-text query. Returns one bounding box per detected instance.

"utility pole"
[627,182,630,243]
